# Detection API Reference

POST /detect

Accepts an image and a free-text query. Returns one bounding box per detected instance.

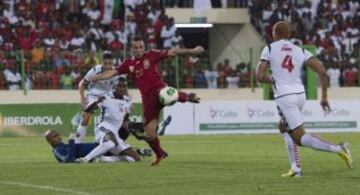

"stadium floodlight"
[175,23,213,28]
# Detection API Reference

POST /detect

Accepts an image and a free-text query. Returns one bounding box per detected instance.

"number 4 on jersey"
[281,55,294,72]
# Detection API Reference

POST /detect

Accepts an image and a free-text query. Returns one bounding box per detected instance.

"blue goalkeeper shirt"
[52,139,98,163]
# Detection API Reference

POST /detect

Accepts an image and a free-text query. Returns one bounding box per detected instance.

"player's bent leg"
[80,132,117,163]
[76,111,91,143]
[289,125,353,169]
[144,119,158,140]
[144,119,168,166]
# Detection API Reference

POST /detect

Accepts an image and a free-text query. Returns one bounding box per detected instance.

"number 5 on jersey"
[281,55,294,72]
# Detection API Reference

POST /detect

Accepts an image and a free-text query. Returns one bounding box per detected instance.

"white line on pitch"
[0,180,91,195]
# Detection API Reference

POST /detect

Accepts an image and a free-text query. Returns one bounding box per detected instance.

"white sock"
[300,134,342,153]
[283,133,301,172]
[83,141,115,162]
[100,155,135,163]
[75,125,87,143]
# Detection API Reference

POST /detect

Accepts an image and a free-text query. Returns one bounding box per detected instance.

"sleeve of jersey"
[53,144,75,163]
[117,62,129,74]
[53,148,66,163]
[83,67,96,81]
[304,49,314,62]
[260,46,270,62]
[150,50,169,63]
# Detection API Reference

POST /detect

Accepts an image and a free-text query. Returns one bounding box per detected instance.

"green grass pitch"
[0,133,359,195]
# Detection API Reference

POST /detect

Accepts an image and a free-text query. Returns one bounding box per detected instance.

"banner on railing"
[164,100,360,135]
[1,100,359,136]
[0,103,143,136]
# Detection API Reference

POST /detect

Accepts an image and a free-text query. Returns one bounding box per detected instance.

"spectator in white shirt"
[204,66,218,89]
[125,14,137,36]
[70,33,85,51]
[87,22,104,42]
[161,18,176,49]
[342,32,358,55]
[117,25,128,46]
[59,37,70,51]
[86,4,101,22]
[171,30,183,49]
[43,34,56,48]
[226,70,239,89]
[326,63,340,87]
[3,66,21,91]
[147,6,160,25]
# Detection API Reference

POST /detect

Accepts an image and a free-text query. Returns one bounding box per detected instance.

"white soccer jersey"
[97,93,132,131]
[84,65,119,96]
[259,39,313,98]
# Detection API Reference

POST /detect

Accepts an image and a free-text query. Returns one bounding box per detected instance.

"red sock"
[178,91,189,103]
[147,137,165,158]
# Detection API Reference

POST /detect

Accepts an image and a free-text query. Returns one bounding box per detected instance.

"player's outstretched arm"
[91,69,118,82]
[83,96,105,113]
[306,57,331,112]
[256,61,273,84]
[78,79,88,109]
[168,46,205,56]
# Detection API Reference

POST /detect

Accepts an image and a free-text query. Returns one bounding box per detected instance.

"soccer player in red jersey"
[91,35,204,165]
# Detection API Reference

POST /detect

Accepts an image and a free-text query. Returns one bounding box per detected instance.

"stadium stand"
[0,0,358,90]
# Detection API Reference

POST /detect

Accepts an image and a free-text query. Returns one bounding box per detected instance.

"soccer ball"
[159,86,179,106]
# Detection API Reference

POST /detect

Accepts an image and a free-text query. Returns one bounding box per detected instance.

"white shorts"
[94,122,131,155]
[275,93,306,131]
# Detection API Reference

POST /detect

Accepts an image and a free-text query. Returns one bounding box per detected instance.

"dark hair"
[102,53,113,60]
[132,35,144,42]
[118,76,127,83]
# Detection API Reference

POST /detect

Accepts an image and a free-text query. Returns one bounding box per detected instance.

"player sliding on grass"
[45,129,141,163]
[256,21,353,177]
[76,53,118,143]
[91,35,204,166]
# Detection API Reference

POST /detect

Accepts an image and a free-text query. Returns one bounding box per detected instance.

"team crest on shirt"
[129,66,135,72]
[143,59,150,69]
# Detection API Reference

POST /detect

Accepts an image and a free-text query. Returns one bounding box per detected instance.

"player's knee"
[145,133,157,141]
[293,137,302,146]
[289,132,302,146]
[104,140,116,148]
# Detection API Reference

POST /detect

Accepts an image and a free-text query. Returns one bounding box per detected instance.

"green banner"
[303,45,317,99]
[200,121,357,131]
[0,103,143,136]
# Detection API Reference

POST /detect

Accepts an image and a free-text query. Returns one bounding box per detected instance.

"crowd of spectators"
[1,0,358,90]
[164,0,249,8]
[249,0,360,87]
[0,0,184,90]
[161,57,251,89]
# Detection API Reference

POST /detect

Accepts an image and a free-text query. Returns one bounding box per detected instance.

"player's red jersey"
[116,50,169,96]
